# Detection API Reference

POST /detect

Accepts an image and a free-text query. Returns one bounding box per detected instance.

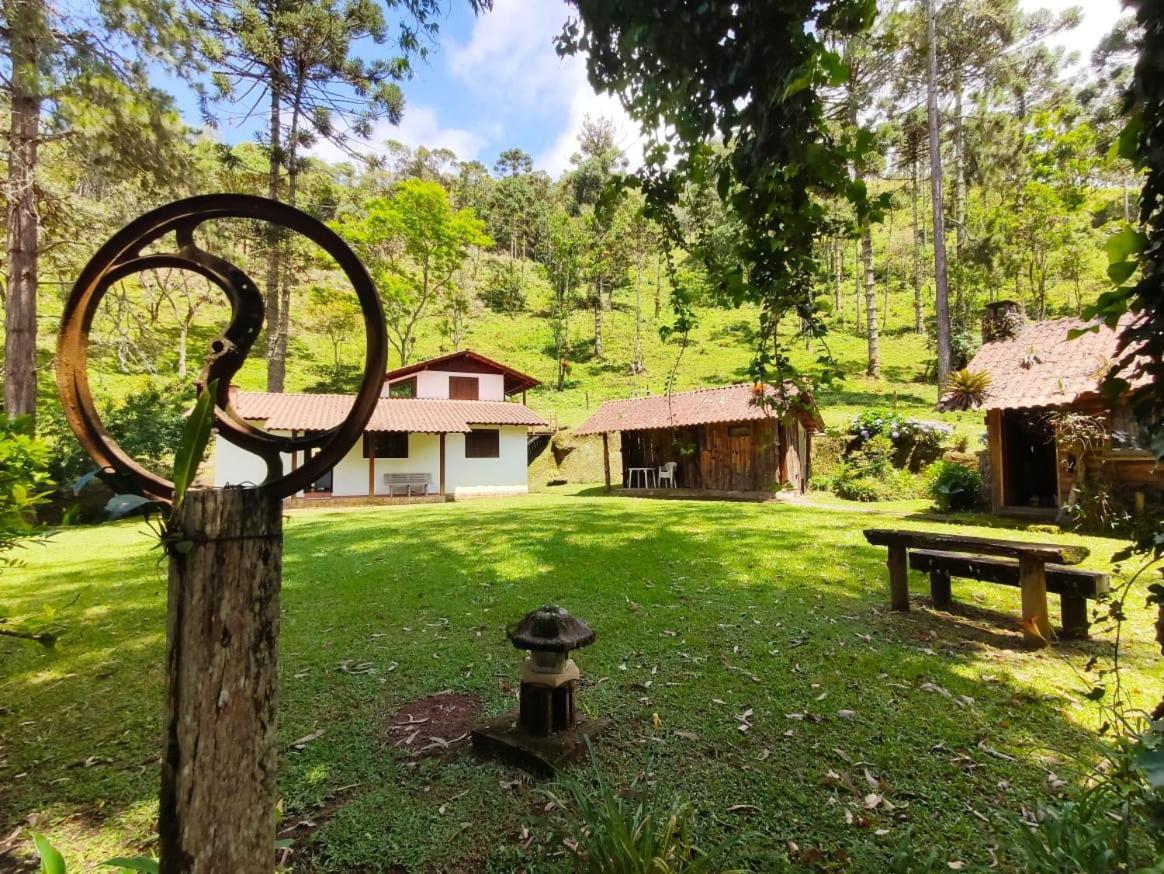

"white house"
[213,350,546,500]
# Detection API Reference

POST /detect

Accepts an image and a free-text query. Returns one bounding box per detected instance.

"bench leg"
[929,570,952,609]
[1060,597,1090,639]
[888,545,909,611]
[1019,555,1051,647]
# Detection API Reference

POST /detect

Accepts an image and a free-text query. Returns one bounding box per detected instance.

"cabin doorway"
[1002,409,1057,509]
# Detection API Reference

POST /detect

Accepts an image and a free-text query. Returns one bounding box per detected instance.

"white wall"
[384,370,505,401]
[445,426,529,498]
[213,426,529,498]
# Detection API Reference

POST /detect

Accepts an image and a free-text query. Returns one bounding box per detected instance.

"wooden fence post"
[159,487,282,874]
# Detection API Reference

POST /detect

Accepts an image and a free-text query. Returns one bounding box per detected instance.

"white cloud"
[1018,0,1127,66]
[308,104,488,165]
[445,0,648,176]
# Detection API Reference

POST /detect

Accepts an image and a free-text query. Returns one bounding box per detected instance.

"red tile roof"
[574,383,821,435]
[231,391,546,433]
[944,314,1147,411]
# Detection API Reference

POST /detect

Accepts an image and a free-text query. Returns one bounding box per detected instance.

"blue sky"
[168,0,1124,180]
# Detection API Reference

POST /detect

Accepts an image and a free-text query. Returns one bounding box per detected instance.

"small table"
[626,467,656,489]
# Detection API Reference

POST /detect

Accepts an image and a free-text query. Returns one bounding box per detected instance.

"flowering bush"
[831,436,921,502]
[846,409,953,471]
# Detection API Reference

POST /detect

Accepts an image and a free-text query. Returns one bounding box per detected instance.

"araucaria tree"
[333,179,489,367]
[193,0,491,392]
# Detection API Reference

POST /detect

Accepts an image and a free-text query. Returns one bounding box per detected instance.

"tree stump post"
[159,487,282,874]
[602,433,611,493]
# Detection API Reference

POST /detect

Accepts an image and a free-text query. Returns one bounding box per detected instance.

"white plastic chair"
[658,461,677,488]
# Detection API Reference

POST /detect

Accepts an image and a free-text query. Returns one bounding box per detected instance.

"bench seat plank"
[908,549,1108,639]
[864,528,1088,565]
[908,550,1109,598]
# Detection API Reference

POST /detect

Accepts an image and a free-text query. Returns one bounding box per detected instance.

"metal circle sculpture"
[56,194,387,501]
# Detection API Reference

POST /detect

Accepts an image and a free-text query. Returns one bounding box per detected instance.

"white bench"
[384,472,432,496]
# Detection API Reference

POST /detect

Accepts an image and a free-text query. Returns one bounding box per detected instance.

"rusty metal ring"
[56,194,387,501]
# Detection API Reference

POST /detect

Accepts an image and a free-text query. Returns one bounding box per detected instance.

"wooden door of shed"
[781,420,805,493]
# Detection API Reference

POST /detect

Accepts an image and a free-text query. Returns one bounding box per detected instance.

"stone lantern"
[472,605,606,775]
[509,605,595,736]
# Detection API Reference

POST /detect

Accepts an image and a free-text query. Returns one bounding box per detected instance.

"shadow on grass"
[0,497,1140,871]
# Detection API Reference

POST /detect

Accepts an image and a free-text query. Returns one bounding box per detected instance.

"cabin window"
[1110,404,1159,454]
[364,432,408,459]
[387,377,417,398]
[728,425,752,437]
[465,429,499,458]
[449,376,480,400]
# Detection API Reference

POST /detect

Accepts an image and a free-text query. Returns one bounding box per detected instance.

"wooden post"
[602,432,611,493]
[367,439,374,496]
[1060,597,1089,639]
[888,545,909,611]
[986,409,1005,513]
[929,570,952,609]
[159,488,282,874]
[1018,554,1051,647]
[439,432,447,497]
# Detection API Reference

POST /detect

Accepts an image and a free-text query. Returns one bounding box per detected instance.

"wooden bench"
[384,472,431,496]
[863,529,1091,647]
[909,549,1108,639]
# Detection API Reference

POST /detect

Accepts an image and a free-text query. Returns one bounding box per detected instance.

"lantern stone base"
[470,712,608,777]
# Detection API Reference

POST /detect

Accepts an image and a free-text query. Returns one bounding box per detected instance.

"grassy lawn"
[1,491,1158,871]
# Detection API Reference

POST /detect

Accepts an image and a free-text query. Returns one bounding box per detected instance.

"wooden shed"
[575,383,822,496]
[939,301,1160,518]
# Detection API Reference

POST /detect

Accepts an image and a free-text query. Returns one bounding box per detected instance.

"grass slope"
[1,492,1158,871]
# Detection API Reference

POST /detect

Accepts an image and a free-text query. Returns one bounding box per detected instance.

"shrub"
[942,369,991,410]
[832,436,920,502]
[846,409,952,471]
[925,460,985,512]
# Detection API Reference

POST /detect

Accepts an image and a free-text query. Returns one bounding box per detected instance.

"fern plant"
[941,369,991,411]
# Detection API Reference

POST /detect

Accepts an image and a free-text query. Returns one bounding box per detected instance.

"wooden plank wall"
[620,417,808,492]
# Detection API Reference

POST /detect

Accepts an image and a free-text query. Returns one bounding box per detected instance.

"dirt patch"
[384,692,482,757]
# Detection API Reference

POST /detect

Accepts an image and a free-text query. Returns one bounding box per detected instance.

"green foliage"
[846,409,951,471]
[39,383,191,487]
[1065,471,1132,536]
[0,416,52,537]
[28,831,158,873]
[557,0,879,384]
[941,370,991,411]
[548,749,740,873]
[332,178,490,365]
[925,460,985,512]
[831,435,920,502]
[172,380,217,508]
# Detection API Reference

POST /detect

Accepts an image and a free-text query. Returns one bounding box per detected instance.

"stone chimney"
[982,300,1026,343]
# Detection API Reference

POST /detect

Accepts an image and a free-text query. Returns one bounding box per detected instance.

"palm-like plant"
[942,369,992,411]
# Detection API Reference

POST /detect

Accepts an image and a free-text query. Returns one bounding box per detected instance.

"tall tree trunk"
[952,79,966,252]
[593,290,604,359]
[631,257,645,374]
[853,237,862,336]
[927,0,953,386]
[654,253,662,319]
[264,82,284,392]
[4,0,44,419]
[912,154,924,335]
[861,223,879,377]
[834,239,844,320]
[271,76,305,394]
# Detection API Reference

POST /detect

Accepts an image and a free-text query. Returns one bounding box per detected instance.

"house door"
[728,425,753,491]
[1002,409,1057,509]
[782,421,805,493]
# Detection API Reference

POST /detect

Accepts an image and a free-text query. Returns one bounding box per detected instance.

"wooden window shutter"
[449,376,479,400]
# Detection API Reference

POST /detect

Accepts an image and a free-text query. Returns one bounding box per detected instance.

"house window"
[1111,403,1159,454]
[364,432,408,459]
[388,377,416,398]
[728,424,752,437]
[465,429,499,458]
[449,376,479,400]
